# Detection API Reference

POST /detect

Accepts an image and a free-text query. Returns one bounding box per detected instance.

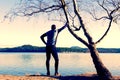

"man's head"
[51,24,56,30]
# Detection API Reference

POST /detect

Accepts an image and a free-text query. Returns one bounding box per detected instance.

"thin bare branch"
[92,0,120,44]
[72,25,81,31]
[95,16,109,20]
[72,0,94,44]
[5,0,63,21]
[67,12,82,31]
[98,0,109,16]
[23,5,62,16]
[60,0,89,47]
[113,13,120,23]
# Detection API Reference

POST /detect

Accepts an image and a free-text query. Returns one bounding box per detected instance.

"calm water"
[0,53,120,76]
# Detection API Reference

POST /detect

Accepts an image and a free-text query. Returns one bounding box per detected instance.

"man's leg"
[51,46,59,75]
[46,46,51,76]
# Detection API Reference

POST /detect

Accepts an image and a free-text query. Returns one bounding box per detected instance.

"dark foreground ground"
[0,72,120,80]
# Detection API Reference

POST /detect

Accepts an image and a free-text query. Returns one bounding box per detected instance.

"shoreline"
[0,72,120,80]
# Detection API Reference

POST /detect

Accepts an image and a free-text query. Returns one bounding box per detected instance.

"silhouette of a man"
[40,22,68,76]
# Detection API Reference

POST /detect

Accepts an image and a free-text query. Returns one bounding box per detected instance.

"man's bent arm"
[58,22,68,33]
[40,33,47,45]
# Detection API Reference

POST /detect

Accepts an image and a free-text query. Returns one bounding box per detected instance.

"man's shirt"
[46,29,58,46]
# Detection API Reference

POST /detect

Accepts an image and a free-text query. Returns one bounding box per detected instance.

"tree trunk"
[88,44,113,80]
[60,0,113,79]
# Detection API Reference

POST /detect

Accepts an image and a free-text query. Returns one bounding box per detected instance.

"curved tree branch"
[95,3,120,44]
[89,11,109,20]
[72,0,94,44]
[90,0,120,44]
[60,0,89,47]
[90,0,120,21]
[95,19,113,44]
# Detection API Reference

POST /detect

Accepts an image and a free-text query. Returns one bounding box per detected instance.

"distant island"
[0,45,120,53]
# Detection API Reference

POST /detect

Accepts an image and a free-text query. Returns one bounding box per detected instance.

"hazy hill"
[0,45,120,53]
[0,45,45,52]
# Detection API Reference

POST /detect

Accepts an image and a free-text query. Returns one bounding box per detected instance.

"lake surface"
[0,53,120,76]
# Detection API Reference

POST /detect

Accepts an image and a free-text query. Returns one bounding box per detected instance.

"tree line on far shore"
[0,45,120,53]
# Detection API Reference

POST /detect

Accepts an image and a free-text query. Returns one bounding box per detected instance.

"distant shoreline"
[0,45,120,53]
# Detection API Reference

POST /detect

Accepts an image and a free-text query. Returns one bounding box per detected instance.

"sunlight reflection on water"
[0,53,119,76]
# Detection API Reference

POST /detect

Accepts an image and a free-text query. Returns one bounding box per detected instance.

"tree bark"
[88,44,113,80]
[60,0,113,79]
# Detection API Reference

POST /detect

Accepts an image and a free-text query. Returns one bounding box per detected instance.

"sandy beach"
[0,73,120,80]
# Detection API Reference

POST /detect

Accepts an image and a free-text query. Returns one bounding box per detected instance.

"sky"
[0,0,120,48]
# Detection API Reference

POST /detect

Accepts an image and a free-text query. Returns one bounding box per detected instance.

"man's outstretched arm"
[40,33,47,45]
[58,22,68,33]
